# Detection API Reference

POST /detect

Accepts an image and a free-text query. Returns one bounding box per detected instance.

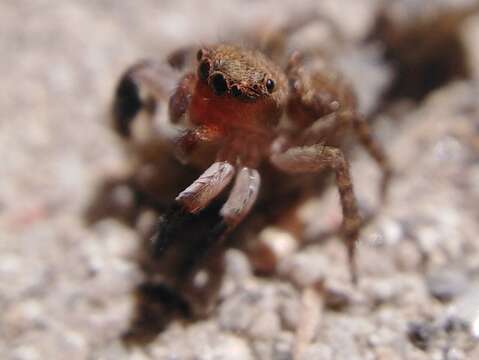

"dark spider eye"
[198,61,210,81]
[231,85,242,97]
[266,79,275,93]
[210,73,228,95]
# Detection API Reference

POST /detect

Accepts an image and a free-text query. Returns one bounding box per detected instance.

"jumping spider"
[112,43,392,284]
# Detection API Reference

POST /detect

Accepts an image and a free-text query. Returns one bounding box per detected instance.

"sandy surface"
[2,1,479,359]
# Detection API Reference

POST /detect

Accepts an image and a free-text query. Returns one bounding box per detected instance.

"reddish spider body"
[111,43,391,283]
[171,46,286,169]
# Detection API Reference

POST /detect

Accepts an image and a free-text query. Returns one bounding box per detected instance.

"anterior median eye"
[210,73,228,95]
[198,61,210,81]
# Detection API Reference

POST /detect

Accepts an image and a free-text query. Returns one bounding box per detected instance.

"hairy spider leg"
[349,113,393,200]
[271,144,361,284]
[112,60,178,137]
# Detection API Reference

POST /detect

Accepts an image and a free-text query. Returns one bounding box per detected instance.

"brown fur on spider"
[112,43,392,285]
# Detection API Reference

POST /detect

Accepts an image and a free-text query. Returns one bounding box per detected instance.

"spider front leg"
[298,110,393,201]
[151,161,235,256]
[349,112,392,200]
[286,51,392,200]
[112,60,181,137]
[151,164,260,268]
[271,144,361,283]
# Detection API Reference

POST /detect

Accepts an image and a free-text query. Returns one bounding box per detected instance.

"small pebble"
[407,321,435,351]
[426,268,469,302]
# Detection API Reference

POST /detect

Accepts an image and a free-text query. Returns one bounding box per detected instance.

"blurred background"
[1,1,479,359]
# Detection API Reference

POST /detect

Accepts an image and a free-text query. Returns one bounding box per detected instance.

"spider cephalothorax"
[196,45,286,101]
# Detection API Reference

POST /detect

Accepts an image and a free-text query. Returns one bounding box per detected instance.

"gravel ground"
[2,1,479,359]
